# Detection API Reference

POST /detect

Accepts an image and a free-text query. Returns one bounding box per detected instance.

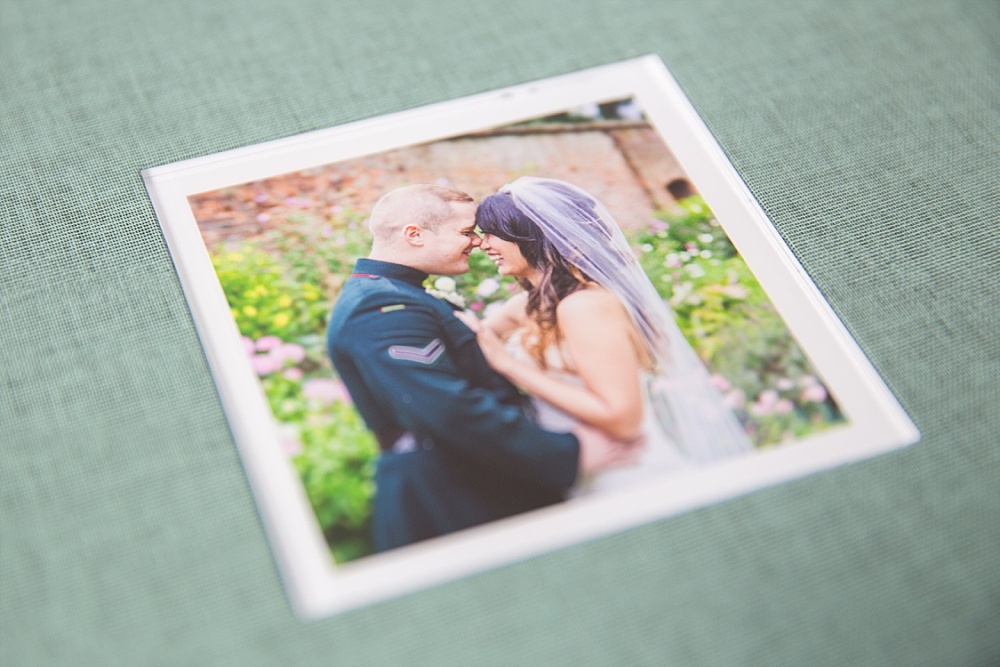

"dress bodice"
[504,329,691,497]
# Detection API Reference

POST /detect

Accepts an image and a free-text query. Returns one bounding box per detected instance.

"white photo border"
[143,55,919,618]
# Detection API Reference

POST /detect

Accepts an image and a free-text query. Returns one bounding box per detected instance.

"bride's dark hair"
[475,190,592,368]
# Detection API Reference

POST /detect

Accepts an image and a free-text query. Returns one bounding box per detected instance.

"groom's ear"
[402,224,425,247]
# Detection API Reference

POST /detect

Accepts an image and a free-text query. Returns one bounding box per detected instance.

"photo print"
[143,56,918,617]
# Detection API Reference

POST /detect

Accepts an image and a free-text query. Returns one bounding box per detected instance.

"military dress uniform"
[326,258,580,552]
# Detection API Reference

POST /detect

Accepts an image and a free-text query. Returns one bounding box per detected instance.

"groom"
[327,184,635,552]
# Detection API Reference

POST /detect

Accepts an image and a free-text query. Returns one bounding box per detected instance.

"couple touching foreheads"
[326,177,750,553]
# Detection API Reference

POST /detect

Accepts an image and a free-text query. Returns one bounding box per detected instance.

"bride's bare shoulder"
[556,285,623,322]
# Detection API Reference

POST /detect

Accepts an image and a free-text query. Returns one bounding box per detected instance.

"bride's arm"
[476,288,644,440]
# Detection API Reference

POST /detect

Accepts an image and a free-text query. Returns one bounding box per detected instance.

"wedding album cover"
[142,56,919,617]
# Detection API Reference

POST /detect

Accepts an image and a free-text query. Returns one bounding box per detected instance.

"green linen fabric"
[1,0,997,664]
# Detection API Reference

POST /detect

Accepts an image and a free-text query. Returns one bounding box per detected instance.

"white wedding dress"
[507,331,692,497]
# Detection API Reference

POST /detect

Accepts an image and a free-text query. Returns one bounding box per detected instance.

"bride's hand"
[454,310,517,375]
[453,309,482,332]
[476,326,516,375]
[574,423,645,474]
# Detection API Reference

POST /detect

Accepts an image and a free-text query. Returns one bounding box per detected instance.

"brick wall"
[191,122,694,247]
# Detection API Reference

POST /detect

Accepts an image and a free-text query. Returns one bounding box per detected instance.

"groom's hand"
[573,424,645,474]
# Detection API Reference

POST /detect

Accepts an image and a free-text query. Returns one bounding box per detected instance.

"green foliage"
[632,197,843,446]
[213,214,381,562]
[212,247,327,340]
[261,210,373,301]
[258,368,378,563]
[292,401,378,564]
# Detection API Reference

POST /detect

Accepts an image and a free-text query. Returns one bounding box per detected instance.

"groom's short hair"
[368,184,474,241]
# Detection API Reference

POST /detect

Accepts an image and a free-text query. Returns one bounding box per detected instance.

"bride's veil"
[502,177,753,462]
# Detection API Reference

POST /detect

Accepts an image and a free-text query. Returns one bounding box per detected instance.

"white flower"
[476,278,500,298]
[698,233,714,244]
[684,263,706,278]
[426,288,466,308]
[569,103,601,119]
[434,276,457,292]
[722,284,748,299]
[617,100,644,121]
[669,281,693,307]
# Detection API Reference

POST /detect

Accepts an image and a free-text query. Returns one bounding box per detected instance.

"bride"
[460,177,752,495]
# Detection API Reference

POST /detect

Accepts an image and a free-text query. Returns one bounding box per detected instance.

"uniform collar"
[353,258,428,288]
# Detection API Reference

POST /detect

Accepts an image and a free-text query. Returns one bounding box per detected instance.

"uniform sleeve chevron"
[387,338,446,364]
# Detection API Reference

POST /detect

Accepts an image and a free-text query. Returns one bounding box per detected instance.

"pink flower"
[724,389,746,410]
[320,225,334,238]
[776,377,795,391]
[711,374,732,392]
[256,213,270,224]
[470,301,484,312]
[242,336,256,356]
[282,368,303,381]
[303,378,348,404]
[757,389,780,409]
[253,193,268,204]
[250,354,282,376]
[255,335,283,352]
[273,343,306,365]
[281,438,303,457]
[276,423,302,457]
[801,384,828,404]
[774,398,795,415]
